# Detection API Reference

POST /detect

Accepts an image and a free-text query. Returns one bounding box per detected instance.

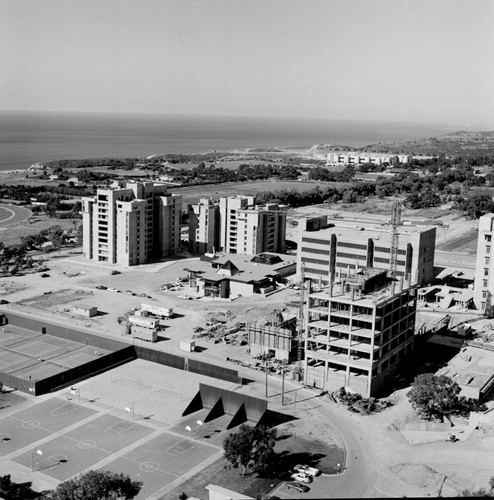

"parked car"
[110,270,121,275]
[291,472,312,484]
[96,285,107,290]
[178,294,192,300]
[294,464,321,477]
[285,481,310,493]
[108,288,121,293]
[40,273,50,278]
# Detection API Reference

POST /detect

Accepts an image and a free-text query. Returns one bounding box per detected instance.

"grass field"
[0,207,11,223]
[173,179,351,205]
[0,216,80,247]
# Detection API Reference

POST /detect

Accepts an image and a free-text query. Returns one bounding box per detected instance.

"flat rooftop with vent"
[438,345,494,401]
[297,215,436,286]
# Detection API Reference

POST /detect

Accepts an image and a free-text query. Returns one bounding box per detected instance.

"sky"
[1,0,494,126]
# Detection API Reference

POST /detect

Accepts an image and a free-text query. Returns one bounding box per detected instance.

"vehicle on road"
[290,472,312,484]
[96,285,107,290]
[285,481,310,493]
[40,273,50,278]
[178,294,193,300]
[294,464,321,477]
[108,288,121,293]
[110,270,121,275]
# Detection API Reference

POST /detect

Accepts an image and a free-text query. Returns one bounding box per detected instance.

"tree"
[460,475,494,497]
[47,470,142,500]
[223,424,277,477]
[0,474,42,499]
[407,373,461,421]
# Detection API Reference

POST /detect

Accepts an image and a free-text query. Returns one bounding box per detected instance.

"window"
[482,291,488,299]
[484,279,488,288]
[486,257,490,266]
[486,235,492,242]
[485,268,490,277]
[487,245,491,255]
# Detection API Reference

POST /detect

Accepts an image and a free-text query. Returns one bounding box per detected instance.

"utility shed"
[180,339,195,352]
[72,304,98,317]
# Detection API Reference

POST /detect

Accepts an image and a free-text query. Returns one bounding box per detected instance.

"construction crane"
[296,263,306,365]
[389,201,402,279]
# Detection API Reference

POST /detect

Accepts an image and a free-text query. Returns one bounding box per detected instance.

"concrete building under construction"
[304,267,416,397]
[247,312,298,361]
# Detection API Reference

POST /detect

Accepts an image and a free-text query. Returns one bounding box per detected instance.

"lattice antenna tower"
[389,201,402,279]
[297,262,306,364]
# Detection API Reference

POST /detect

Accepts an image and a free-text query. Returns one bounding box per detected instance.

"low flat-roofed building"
[417,285,474,310]
[206,484,254,500]
[187,252,296,299]
[438,345,494,401]
[72,304,98,317]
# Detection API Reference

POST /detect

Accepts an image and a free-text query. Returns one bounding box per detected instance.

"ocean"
[0,111,468,172]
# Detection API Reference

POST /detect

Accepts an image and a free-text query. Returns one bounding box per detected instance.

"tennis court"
[0,323,119,391]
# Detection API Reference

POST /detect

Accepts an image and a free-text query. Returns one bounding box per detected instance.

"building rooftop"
[438,345,494,391]
[308,268,413,306]
[188,252,296,284]
[301,220,434,240]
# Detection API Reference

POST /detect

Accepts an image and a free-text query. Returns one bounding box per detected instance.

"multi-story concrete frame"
[219,196,287,255]
[297,217,435,286]
[327,152,410,167]
[474,213,494,314]
[188,198,220,254]
[304,269,416,397]
[82,182,182,266]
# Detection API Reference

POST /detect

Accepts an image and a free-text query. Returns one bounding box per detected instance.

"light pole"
[70,387,80,404]
[185,419,203,440]
[31,449,42,472]
[281,360,287,406]
[265,357,268,397]
[125,403,135,421]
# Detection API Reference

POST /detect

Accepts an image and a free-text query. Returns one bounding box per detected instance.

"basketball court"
[0,396,221,498]
[102,431,220,499]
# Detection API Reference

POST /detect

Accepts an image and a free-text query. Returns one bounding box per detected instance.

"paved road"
[235,367,379,498]
[0,203,32,227]
[435,249,476,271]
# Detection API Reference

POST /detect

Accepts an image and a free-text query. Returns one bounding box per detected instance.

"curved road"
[0,203,32,227]
[234,367,380,498]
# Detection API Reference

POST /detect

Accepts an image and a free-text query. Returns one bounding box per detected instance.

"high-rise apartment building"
[297,216,435,286]
[304,268,416,396]
[474,213,494,314]
[219,196,254,254]
[186,196,287,255]
[82,182,182,266]
[188,198,221,254]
